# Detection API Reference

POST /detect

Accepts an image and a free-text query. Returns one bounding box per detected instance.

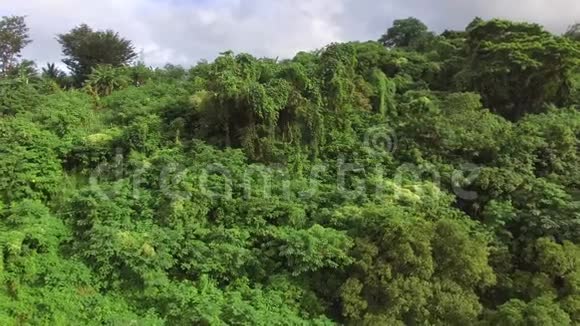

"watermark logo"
[87,126,481,204]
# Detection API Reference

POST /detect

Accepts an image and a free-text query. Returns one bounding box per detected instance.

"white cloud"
[2,0,579,68]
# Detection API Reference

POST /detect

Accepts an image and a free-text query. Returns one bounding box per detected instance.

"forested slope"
[0,16,579,325]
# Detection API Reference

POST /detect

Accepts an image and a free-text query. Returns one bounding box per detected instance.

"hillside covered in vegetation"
[0,15,580,325]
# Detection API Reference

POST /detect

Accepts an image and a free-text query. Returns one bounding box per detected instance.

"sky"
[3,0,580,68]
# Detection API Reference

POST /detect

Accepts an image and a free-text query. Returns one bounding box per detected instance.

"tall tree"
[57,24,137,85]
[379,17,430,48]
[0,16,32,77]
[565,23,580,41]
[460,19,580,120]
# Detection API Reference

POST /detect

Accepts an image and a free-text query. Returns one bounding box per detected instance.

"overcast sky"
[3,0,579,68]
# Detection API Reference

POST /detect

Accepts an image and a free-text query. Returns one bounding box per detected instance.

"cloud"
[3,0,579,68]
[138,0,344,64]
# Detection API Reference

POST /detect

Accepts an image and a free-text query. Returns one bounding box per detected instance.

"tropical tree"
[459,19,580,120]
[0,15,31,77]
[41,63,70,88]
[57,24,137,85]
[85,64,130,97]
[379,17,431,48]
[565,23,580,41]
[5,59,38,84]
[42,63,63,79]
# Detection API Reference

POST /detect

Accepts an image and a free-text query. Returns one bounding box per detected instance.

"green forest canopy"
[0,15,579,325]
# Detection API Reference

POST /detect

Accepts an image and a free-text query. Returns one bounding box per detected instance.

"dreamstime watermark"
[88,126,481,203]
[364,125,398,155]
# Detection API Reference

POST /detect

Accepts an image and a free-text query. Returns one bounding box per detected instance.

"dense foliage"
[0,15,579,325]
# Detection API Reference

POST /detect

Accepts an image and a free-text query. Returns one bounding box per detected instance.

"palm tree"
[42,63,62,79]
